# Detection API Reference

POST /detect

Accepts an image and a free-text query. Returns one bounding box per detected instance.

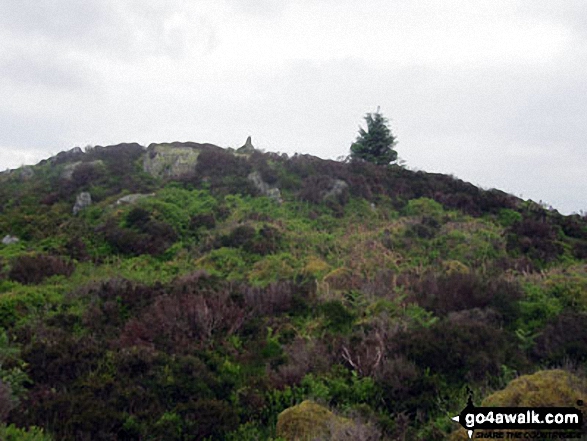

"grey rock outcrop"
[322,179,349,201]
[143,144,201,178]
[73,192,92,215]
[248,171,282,204]
[2,235,19,245]
[116,193,155,205]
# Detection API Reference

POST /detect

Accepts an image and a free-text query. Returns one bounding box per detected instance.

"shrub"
[119,289,247,352]
[99,216,177,256]
[221,225,256,248]
[407,271,522,322]
[190,212,216,230]
[395,318,515,385]
[532,312,587,365]
[0,424,53,441]
[320,300,355,334]
[507,218,564,263]
[8,254,74,285]
[276,400,344,441]
[404,197,444,218]
[176,398,239,440]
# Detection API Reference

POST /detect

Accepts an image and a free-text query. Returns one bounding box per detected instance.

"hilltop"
[0,142,586,440]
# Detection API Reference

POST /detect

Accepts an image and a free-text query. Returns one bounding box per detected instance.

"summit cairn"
[237,136,255,154]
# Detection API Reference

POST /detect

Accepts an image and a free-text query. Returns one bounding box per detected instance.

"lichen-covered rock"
[450,370,587,440]
[322,179,348,201]
[143,144,201,178]
[248,171,282,203]
[73,192,92,215]
[116,193,155,205]
[276,400,344,441]
[1,235,19,245]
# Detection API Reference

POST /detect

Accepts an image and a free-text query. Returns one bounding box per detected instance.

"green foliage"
[1,142,587,440]
[350,110,398,165]
[497,208,522,227]
[404,197,444,218]
[320,300,356,333]
[0,424,53,441]
[276,400,344,441]
[516,283,563,334]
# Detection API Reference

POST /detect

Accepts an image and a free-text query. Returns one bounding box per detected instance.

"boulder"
[247,171,282,203]
[322,179,348,201]
[1,235,19,245]
[73,192,92,215]
[116,193,155,205]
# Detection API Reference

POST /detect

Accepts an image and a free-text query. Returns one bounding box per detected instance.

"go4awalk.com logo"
[451,394,584,439]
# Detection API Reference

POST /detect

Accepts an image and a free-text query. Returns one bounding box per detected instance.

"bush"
[99,216,177,257]
[532,312,587,365]
[321,300,355,334]
[276,400,344,441]
[8,254,74,285]
[507,218,564,263]
[395,318,515,385]
[407,271,522,322]
[176,399,239,440]
[0,424,53,441]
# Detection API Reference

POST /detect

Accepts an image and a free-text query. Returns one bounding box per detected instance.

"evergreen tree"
[350,110,397,165]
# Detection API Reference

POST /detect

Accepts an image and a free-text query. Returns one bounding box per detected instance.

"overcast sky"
[1,1,586,213]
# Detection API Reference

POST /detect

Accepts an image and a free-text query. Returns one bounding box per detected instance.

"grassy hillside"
[0,142,586,440]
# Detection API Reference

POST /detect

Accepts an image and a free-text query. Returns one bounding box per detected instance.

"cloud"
[0,51,95,90]
[0,0,585,213]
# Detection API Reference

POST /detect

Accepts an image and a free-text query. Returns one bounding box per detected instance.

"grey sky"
[1,0,585,213]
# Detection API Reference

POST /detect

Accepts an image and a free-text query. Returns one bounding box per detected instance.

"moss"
[276,400,347,441]
[450,370,587,440]
[482,369,586,407]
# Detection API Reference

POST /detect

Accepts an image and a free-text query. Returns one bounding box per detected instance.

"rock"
[322,179,349,201]
[276,400,347,441]
[116,193,155,205]
[237,136,255,154]
[143,144,201,178]
[73,192,92,215]
[247,171,282,203]
[50,146,85,165]
[1,235,19,245]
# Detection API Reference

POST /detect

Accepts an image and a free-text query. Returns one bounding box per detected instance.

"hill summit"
[0,141,586,440]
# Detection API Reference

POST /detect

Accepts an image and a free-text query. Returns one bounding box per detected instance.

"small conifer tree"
[350,109,397,165]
